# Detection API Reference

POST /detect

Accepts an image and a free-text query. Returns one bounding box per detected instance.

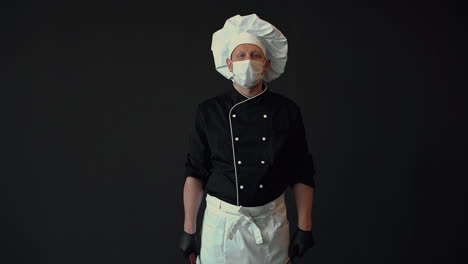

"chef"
[179,14,316,264]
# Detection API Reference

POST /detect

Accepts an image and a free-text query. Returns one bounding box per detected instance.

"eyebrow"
[236,50,261,54]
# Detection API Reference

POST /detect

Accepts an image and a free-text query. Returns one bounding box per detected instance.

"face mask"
[231,59,266,89]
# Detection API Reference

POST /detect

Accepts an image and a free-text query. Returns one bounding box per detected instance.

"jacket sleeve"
[288,105,316,189]
[184,103,212,187]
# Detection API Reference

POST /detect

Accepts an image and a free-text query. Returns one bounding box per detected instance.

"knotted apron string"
[226,205,264,244]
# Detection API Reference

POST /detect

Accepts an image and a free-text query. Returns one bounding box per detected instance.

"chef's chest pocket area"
[205,121,232,158]
[210,132,232,157]
[268,121,293,160]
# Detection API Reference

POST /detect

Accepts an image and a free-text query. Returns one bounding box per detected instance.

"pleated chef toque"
[211,13,288,83]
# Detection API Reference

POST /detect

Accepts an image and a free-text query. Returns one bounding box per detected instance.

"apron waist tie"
[227,206,264,244]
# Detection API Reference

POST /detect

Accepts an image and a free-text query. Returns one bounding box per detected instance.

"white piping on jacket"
[228,81,269,206]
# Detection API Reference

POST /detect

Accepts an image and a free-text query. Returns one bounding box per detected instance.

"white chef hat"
[211,13,288,83]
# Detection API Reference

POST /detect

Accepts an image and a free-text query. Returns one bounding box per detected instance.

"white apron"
[196,193,290,264]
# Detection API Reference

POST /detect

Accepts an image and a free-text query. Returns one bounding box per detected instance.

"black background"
[3,0,467,263]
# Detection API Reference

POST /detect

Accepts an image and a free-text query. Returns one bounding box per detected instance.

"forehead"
[232,43,264,54]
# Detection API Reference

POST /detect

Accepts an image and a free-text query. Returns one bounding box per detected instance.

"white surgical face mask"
[231,59,266,89]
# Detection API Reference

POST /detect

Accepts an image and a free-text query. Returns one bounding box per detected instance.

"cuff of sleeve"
[184,168,209,188]
[289,178,316,189]
[288,153,316,189]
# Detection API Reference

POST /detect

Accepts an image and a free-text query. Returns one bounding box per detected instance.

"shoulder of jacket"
[268,90,301,111]
[198,91,230,108]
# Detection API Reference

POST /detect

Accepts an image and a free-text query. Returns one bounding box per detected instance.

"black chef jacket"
[184,81,315,206]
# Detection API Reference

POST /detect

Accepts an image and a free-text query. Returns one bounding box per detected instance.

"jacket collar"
[229,81,269,104]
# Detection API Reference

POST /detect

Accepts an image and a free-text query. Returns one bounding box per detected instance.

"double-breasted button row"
[232,112,269,191]
[232,136,267,142]
[239,184,264,190]
[232,113,268,118]
[236,160,267,165]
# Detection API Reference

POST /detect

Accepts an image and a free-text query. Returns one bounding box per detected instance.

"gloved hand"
[178,230,200,263]
[288,227,314,262]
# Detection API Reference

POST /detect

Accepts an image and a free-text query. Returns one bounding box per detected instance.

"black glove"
[178,230,200,261]
[289,227,314,262]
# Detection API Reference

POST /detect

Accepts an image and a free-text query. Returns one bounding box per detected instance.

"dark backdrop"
[4,0,467,263]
